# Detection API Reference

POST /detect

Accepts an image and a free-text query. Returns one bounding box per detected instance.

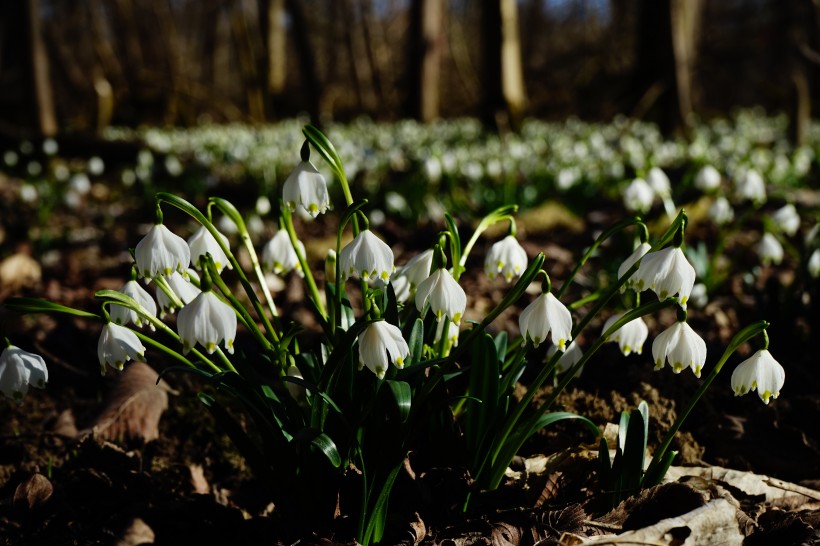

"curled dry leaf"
[13,473,53,511]
[116,517,155,546]
[90,362,170,443]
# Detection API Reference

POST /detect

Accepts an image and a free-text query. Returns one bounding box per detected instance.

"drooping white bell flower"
[109,280,157,330]
[262,230,305,277]
[434,319,460,347]
[156,270,201,316]
[188,226,232,273]
[632,246,696,308]
[393,249,435,303]
[519,292,573,350]
[652,321,707,377]
[734,169,766,205]
[547,341,583,376]
[618,242,652,291]
[730,349,785,404]
[135,223,191,280]
[646,167,671,196]
[694,165,721,192]
[808,249,820,278]
[771,204,800,237]
[602,313,649,356]
[415,268,467,325]
[708,196,735,225]
[623,178,654,213]
[339,230,395,283]
[757,233,783,266]
[98,322,146,374]
[177,290,237,355]
[282,160,331,218]
[357,321,410,379]
[0,345,48,403]
[485,235,528,282]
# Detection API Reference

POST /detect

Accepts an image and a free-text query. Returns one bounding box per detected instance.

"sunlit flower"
[734,169,766,204]
[485,235,528,282]
[633,246,696,307]
[282,160,331,217]
[357,321,410,379]
[646,167,671,196]
[98,323,146,374]
[0,345,48,403]
[602,314,649,356]
[618,242,652,290]
[771,204,800,237]
[110,280,157,330]
[188,226,232,273]
[393,249,434,302]
[694,165,721,192]
[262,230,305,277]
[652,321,707,377]
[689,283,708,308]
[415,268,467,325]
[135,224,191,280]
[156,271,201,316]
[177,290,237,354]
[757,233,783,266]
[519,292,572,350]
[708,196,734,225]
[809,249,820,278]
[434,319,460,347]
[731,349,785,404]
[548,341,583,375]
[339,230,394,283]
[623,178,654,213]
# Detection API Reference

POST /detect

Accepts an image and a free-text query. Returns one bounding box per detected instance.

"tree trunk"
[481,0,527,133]
[27,0,57,136]
[285,0,321,123]
[407,0,444,121]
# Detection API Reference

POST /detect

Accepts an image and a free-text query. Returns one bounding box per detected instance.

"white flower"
[357,321,410,379]
[734,169,766,204]
[602,314,649,356]
[282,160,331,217]
[688,283,708,308]
[623,178,654,213]
[646,167,671,196]
[633,246,696,307]
[339,230,395,283]
[0,346,48,403]
[262,230,305,277]
[709,196,735,225]
[694,165,721,192]
[156,271,201,316]
[548,341,583,375]
[731,349,785,404]
[652,321,707,377]
[98,323,146,373]
[415,268,467,325]
[757,233,783,265]
[771,204,800,237]
[434,320,460,347]
[618,242,652,290]
[809,249,820,278]
[177,291,237,354]
[396,249,435,290]
[519,292,573,350]
[135,224,191,280]
[188,226,232,273]
[485,236,528,282]
[285,365,306,403]
[109,280,157,330]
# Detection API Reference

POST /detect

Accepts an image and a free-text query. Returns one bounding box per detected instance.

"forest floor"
[0,180,819,545]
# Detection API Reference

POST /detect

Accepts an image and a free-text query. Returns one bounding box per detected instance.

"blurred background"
[1,0,819,139]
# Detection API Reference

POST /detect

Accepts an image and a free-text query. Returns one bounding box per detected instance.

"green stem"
[207,261,274,353]
[645,320,769,480]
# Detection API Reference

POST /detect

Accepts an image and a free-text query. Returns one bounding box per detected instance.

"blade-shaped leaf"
[384,380,412,422]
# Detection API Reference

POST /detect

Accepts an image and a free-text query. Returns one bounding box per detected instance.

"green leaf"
[621,402,649,495]
[4,297,101,320]
[303,124,344,177]
[293,428,342,468]
[528,411,601,440]
[643,449,678,487]
[362,463,403,545]
[384,380,412,422]
[465,334,500,465]
[407,318,425,366]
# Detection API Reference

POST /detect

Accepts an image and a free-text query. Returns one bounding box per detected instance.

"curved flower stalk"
[485,235,528,282]
[135,221,190,281]
[357,321,409,379]
[0,344,48,403]
[652,320,707,377]
[98,322,146,373]
[731,349,785,404]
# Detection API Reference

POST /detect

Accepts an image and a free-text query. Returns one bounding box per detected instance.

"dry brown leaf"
[51,408,79,438]
[13,473,53,511]
[0,252,41,295]
[116,517,155,546]
[189,463,210,494]
[90,362,169,443]
[491,521,524,546]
